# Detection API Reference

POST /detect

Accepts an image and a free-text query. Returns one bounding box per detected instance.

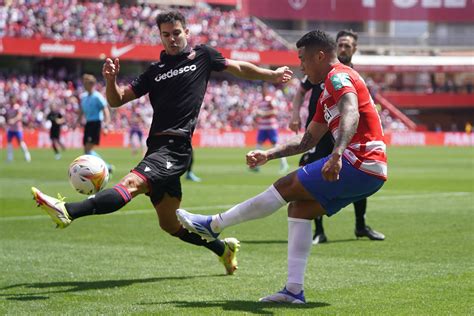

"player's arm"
[224,59,293,83]
[10,111,21,124]
[333,92,359,156]
[322,92,359,181]
[102,58,137,108]
[247,121,328,168]
[289,85,308,133]
[75,106,83,128]
[258,109,278,116]
[103,106,111,131]
[56,115,66,125]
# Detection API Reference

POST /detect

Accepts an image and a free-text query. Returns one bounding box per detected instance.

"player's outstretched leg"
[177,185,286,241]
[259,287,306,304]
[31,187,71,228]
[176,209,220,241]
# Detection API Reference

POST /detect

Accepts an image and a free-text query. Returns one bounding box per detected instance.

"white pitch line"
[0,192,471,222]
[0,204,235,222]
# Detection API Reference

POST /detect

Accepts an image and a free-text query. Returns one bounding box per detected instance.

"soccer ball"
[68,155,109,195]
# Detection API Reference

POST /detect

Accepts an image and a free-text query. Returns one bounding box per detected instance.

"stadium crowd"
[0,1,288,50]
[0,74,406,133]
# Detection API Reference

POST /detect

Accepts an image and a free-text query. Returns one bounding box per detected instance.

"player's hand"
[321,153,342,181]
[289,114,301,133]
[246,150,269,168]
[273,66,293,83]
[102,58,120,80]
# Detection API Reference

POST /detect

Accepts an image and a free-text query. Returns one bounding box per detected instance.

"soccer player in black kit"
[31,11,293,275]
[289,30,384,244]
[46,103,66,160]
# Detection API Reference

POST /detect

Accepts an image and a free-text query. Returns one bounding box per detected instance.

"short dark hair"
[156,11,186,30]
[336,29,358,43]
[296,30,336,53]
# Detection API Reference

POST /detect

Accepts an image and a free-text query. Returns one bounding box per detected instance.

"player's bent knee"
[155,211,181,234]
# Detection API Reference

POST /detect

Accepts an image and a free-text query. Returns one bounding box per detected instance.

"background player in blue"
[77,74,113,172]
[290,30,385,244]
[32,11,293,275]
[128,105,146,156]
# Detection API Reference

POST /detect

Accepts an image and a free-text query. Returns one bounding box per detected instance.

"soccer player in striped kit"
[177,30,388,303]
[252,83,289,173]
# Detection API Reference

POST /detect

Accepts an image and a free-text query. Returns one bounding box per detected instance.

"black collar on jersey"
[160,45,193,63]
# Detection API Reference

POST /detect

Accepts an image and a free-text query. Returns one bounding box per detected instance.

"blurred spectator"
[465,122,472,134]
[0,74,297,133]
[1,73,415,133]
[1,2,288,51]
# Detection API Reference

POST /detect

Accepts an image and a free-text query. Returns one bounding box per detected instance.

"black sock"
[52,143,59,154]
[314,216,324,235]
[65,185,132,219]
[354,198,367,230]
[173,227,225,256]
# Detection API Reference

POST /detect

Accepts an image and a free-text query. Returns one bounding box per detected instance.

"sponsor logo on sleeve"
[330,73,352,91]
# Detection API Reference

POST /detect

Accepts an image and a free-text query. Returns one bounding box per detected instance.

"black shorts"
[83,121,101,145]
[132,135,192,205]
[299,131,334,166]
[50,127,60,140]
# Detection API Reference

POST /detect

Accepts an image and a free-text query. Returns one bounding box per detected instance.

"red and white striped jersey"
[313,63,387,180]
[256,96,279,130]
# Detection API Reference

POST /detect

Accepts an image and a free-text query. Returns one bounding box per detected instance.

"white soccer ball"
[68,155,109,195]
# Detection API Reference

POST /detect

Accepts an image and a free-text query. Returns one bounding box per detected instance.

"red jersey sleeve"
[327,70,357,103]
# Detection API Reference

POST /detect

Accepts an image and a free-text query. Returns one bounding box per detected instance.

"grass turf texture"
[0,146,473,315]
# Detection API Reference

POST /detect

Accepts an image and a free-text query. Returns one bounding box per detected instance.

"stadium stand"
[1,0,473,145]
[0,2,288,50]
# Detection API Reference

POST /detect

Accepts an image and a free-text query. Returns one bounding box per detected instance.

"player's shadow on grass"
[146,300,330,315]
[1,275,218,301]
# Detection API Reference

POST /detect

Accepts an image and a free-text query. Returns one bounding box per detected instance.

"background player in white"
[252,83,289,173]
[177,30,388,303]
[5,95,31,163]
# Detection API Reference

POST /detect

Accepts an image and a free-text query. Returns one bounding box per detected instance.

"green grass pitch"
[1,146,473,315]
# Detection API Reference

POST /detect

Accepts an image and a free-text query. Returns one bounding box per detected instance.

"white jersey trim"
[343,148,387,179]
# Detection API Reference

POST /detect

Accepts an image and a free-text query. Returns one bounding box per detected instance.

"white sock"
[286,217,313,294]
[280,157,288,168]
[211,185,286,232]
[20,142,31,162]
[7,143,13,161]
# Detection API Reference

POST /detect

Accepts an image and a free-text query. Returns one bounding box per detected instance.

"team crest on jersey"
[187,49,196,60]
[330,73,352,91]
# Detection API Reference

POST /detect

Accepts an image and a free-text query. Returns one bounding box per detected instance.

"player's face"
[337,35,357,65]
[83,80,94,92]
[298,46,324,84]
[159,21,189,56]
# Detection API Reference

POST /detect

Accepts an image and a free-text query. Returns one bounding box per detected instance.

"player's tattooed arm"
[333,92,359,156]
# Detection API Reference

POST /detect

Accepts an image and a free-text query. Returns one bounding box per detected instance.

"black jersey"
[301,76,325,129]
[47,110,63,134]
[130,45,227,139]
